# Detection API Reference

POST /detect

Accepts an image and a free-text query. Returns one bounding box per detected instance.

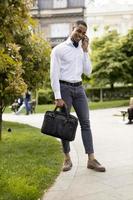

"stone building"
[31,0,85,46]
[31,0,133,44]
[85,0,133,39]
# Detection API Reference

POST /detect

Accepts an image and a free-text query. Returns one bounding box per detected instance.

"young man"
[50,20,106,172]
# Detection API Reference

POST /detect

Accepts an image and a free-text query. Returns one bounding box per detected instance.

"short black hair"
[74,20,87,28]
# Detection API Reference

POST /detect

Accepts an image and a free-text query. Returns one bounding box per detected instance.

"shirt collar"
[65,37,73,46]
[65,37,82,48]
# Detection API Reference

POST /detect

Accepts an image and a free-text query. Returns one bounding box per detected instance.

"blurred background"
[31,0,133,46]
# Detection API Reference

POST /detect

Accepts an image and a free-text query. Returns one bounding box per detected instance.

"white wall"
[85,0,133,39]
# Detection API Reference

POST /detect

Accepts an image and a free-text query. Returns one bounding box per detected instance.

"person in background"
[17,96,24,108]
[24,90,31,115]
[127,97,133,124]
[50,20,106,172]
[15,94,25,115]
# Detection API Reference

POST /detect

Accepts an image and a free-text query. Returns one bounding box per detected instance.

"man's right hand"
[55,99,65,107]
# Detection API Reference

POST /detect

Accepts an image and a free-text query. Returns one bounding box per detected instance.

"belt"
[60,80,82,87]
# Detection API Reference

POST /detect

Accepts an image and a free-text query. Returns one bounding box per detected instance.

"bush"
[86,86,133,101]
[38,90,54,104]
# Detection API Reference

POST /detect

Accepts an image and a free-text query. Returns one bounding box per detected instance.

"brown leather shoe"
[87,159,106,172]
[62,159,72,172]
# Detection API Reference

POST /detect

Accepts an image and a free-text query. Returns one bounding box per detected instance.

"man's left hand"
[82,36,89,52]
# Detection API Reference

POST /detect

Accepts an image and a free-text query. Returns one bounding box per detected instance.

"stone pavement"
[3,107,133,200]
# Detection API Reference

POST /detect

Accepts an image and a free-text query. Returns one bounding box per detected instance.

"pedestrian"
[50,20,106,172]
[127,97,133,124]
[15,94,25,115]
[24,90,31,115]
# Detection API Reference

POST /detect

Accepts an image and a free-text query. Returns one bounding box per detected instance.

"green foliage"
[0,0,51,107]
[90,29,133,88]
[19,34,51,90]
[0,0,32,139]
[0,0,51,139]
[89,99,129,110]
[38,89,54,104]
[0,0,32,111]
[0,0,31,46]
[0,45,26,111]
[0,121,63,200]
[85,86,133,101]
[4,99,130,114]
[121,29,133,84]
[90,30,128,88]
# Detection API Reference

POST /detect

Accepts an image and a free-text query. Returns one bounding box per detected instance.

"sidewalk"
[3,107,133,200]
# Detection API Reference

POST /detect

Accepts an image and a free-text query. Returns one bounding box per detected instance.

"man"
[50,20,106,172]
[24,90,31,115]
[127,97,133,124]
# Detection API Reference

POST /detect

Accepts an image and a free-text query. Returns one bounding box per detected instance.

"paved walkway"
[3,107,133,200]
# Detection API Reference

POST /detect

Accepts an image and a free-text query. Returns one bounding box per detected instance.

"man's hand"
[82,35,89,52]
[55,99,65,107]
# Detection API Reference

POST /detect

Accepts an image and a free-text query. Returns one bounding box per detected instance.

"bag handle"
[54,104,69,118]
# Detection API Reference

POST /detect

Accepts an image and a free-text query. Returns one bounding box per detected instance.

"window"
[32,0,38,8]
[50,23,69,38]
[53,0,67,8]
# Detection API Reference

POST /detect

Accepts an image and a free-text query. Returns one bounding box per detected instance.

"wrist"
[83,49,88,52]
[82,47,88,52]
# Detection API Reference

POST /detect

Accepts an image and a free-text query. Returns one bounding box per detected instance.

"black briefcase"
[41,106,78,141]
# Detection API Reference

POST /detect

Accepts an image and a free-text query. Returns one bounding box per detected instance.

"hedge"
[86,86,133,101]
[38,90,54,104]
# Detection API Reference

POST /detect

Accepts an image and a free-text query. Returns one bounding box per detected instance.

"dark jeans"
[24,99,31,114]
[128,107,133,121]
[60,83,94,154]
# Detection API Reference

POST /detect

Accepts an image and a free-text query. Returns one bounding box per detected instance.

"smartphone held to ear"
[82,35,89,43]
[81,35,89,52]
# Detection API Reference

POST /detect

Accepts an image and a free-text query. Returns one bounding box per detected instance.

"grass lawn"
[5,99,129,114]
[1,99,129,200]
[89,99,129,110]
[0,121,63,200]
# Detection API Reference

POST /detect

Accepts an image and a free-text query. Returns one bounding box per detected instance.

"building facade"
[85,0,133,39]
[31,0,133,44]
[31,0,85,46]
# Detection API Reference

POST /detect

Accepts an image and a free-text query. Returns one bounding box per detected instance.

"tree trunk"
[100,88,103,102]
[35,89,38,105]
[0,112,2,141]
[0,94,2,141]
[111,83,114,90]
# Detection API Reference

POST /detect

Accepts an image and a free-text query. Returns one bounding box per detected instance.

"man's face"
[70,24,87,43]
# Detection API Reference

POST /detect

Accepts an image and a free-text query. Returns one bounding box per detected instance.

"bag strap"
[54,105,69,117]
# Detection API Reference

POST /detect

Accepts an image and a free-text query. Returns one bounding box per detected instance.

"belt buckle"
[72,83,75,86]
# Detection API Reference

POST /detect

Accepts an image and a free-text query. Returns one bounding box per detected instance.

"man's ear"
[72,24,76,31]
[72,26,75,31]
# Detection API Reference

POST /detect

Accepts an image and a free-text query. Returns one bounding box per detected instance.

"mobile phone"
[82,35,89,44]
[82,36,85,43]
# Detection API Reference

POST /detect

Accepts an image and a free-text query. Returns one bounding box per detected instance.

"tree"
[121,29,133,84]
[16,34,51,90]
[0,1,51,139]
[0,44,26,140]
[0,0,32,140]
[90,30,127,89]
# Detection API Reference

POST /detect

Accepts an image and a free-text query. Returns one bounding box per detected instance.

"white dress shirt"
[50,37,92,99]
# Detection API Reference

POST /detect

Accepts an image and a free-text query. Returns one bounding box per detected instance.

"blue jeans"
[24,99,31,114]
[60,83,94,154]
